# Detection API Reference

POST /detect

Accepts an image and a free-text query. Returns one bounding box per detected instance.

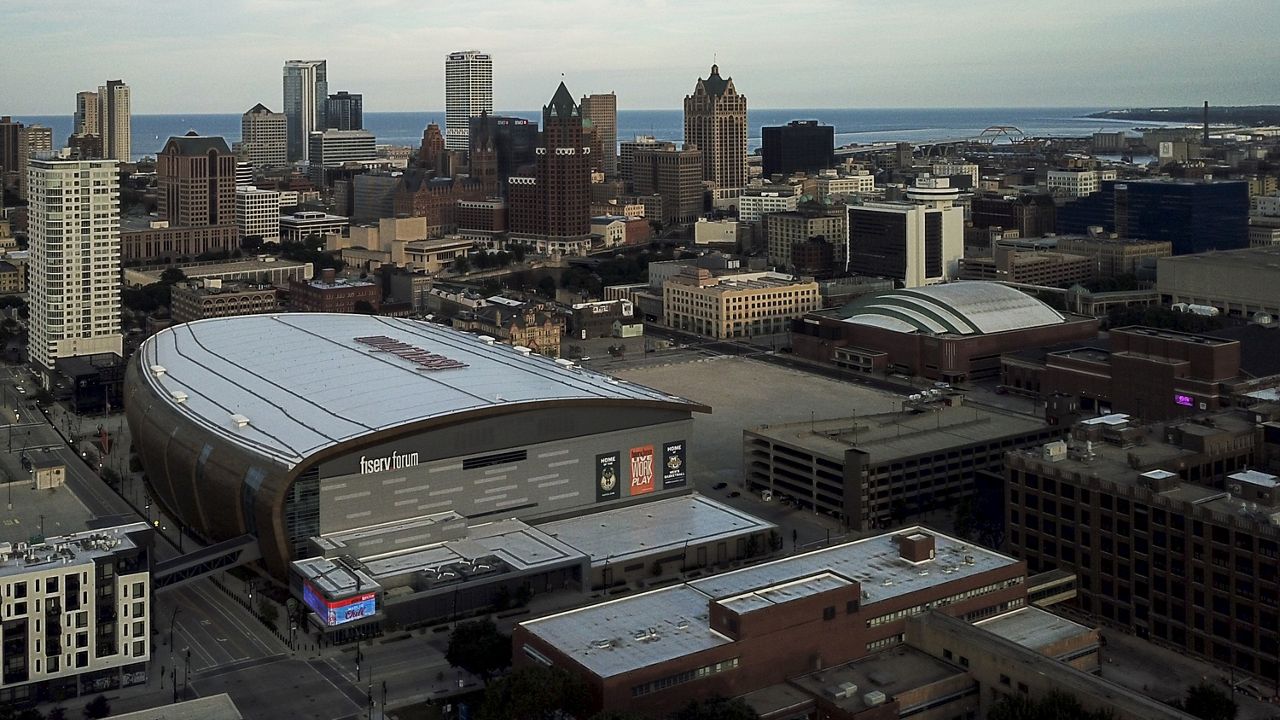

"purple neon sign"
[1174,394,1194,407]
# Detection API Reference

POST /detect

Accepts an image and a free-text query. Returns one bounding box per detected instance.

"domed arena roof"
[839,282,1066,336]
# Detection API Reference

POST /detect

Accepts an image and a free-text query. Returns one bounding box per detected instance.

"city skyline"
[4,0,1278,115]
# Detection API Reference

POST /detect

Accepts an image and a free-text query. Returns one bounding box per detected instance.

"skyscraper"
[468,114,538,194]
[283,60,328,162]
[760,120,835,177]
[579,93,617,176]
[97,79,131,162]
[157,133,237,227]
[16,125,52,199]
[27,158,123,377]
[326,91,363,131]
[683,64,747,190]
[507,83,591,251]
[444,50,493,151]
[240,103,288,169]
[74,91,100,135]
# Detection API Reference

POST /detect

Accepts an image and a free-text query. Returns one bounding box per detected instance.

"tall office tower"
[1057,178,1250,255]
[283,60,328,162]
[632,144,704,225]
[444,50,493,151]
[97,79,131,162]
[468,114,537,194]
[619,135,667,188]
[684,64,747,190]
[579,93,617,176]
[0,117,20,176]
[761,120,835,177]
[507,83,591,245]
[75,90,100,135]
[846,180,965,287]
[418,123,446,173]
[27,158,123,377]
[15,125,53,199]
[326,91,363,131]
[241,103,288,169]
[307,129,376,186]
[157,133,237,227]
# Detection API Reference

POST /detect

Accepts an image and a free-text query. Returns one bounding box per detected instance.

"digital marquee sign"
[303,582,378,627]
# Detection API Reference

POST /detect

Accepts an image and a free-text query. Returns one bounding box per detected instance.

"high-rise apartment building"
[97,80,131,162]
[283,60,328,162]
[761,120,835,177]
[507,83,591,254]
[326,91,363,131]
[632,144,703,225]
[468,114,538,193]
[240,103,288,169]
[579,93,617,176]
[27,158,123,377]
[74,91,99,135]
[444,50,493,151]
[684,64,748,190]
[157,134,237,227]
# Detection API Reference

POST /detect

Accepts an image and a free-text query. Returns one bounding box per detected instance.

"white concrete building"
[279,211,349,243]
[235,186,282,242]
[26,159,123,380]
[0,523,152,705]
[307,130,377,185]
[444,50,493,151]
[738,185,800,222]
[848,197,965,288]
[817,172,875,200]
[589,216,627,249]
[1046,168,1117,198]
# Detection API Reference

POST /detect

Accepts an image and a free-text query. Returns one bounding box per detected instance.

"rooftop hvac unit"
[864,690,887,707]
[229,414,251,429]
[149,365,167,377]
[512,346,533,356]
[170,391,188,404]
[478,335,496,345]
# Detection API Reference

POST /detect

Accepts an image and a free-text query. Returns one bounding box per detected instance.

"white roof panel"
[137,314,699,468]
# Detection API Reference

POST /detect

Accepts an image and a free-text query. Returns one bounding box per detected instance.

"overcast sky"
[4,0,1276,114]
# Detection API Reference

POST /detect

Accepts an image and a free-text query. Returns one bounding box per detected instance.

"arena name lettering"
[359,451,420,475]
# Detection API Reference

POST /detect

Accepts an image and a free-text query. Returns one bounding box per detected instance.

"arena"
[125,314,708,580]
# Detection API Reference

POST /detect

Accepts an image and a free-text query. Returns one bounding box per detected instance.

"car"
[579,356,591,361]
[712,482,727,490]
[933,381,951,389]
[15,386,25,395]
[727,491,741,498]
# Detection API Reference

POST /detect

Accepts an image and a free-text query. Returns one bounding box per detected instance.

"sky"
[3,0,1277,115]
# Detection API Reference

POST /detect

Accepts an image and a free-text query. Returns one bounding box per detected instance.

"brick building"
[791,282,1099,383]
[515,528,1030,716]
[393,171,487,237]
[631,144,704,226]
[453,300,566,357]
[1004,409,1280,683]
[957,249,1095,288]
[170,280,281,323]
[288,268,379,313]
[507,83,592,254]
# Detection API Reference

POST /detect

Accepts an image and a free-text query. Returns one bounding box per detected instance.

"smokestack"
[1203,101,1210,144]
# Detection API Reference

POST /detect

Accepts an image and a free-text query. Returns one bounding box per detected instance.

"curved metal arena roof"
[136,314,702,468]
[840,282,1066,336]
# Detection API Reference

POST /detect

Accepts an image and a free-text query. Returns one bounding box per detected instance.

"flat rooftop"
[747,402,1051,464]
[976,606,1094,651]
[789,645,967,715]
[521,527,1020,678]
[137,314,705,467]
[0,477,95,546]
[104,693,243,720]
[1159,245,1280,269]
[131,258,312,282]
[536,494,776,568]
[356,518,583,579]
[0,522,149,580]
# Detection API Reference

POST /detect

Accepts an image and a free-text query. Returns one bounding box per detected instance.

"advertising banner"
[303,583,378,627]
[596,451,621,502]
[662,441,687,488]
[629,444,656,496]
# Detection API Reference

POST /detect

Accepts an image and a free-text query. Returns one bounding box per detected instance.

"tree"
[1180,682,1238,720]
[46,708,68,720]
[536,276,558,298]
[672,697,759,720]
[477,665,588,720]
[159,267,187,286]
[241,235,264,252]
[453,256,471,274]
[353,300,377,315]
[445,619,511,683]
[83,694,112,719]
